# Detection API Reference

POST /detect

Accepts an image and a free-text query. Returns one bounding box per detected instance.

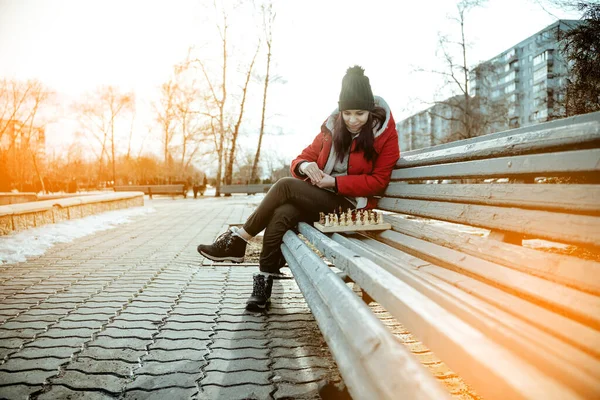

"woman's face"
[342,110,369,134]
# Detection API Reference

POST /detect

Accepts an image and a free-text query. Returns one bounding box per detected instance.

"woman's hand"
[315,174,335,189]
[300,162,325,183]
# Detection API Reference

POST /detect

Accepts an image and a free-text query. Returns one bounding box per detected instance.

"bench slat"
[336,234,600,398]
[398,113,600,167]
[384,183,600,214]
[281,234,451,400]
[381,215,600,295]
[364,228,600,329]
[297,223,581,400]
[377,198,600,247]
[220,184,271,194]
[354,234,600,359]
[392,148,600,180]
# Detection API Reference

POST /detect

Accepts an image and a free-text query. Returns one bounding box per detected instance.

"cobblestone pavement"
[0,195,480,400]
[0,197,343,400]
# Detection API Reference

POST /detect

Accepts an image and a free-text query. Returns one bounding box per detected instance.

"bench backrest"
[113,184,185,194]
[379,111,600,248]
[220,184,272,194]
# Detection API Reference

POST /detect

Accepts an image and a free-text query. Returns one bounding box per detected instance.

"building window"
[533,81,546,94]
[504,49,516,61]
[502,71,516,83]
[533,66,548,81]
[533,51,548,66]
[505,83,516,93]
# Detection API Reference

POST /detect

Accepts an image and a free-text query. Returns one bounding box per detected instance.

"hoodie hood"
[323,95,392,139]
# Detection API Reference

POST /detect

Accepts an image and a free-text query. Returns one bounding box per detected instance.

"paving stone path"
[0,197,342,400]
[0,195,480,400]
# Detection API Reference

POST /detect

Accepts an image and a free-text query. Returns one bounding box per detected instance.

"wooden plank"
[360,228,600,329]
[113,184,185,194]
[356,234,600,357]
[281,235,451,400]
[384,183,600,214]
[380,214,600,295]
[296,223,581,400]
[376,198,600,248]
[391,148,600,181]
[336,234,600,398]
[220,184,272,194]
[398,112,600,167]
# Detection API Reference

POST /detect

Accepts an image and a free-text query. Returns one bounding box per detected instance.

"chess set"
[313,207,392,233]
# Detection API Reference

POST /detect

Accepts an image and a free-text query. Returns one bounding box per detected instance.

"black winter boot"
[246,274,274,312]
[197,228,247,263]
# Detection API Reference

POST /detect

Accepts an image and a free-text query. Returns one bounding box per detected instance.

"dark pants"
[243,177,353,272]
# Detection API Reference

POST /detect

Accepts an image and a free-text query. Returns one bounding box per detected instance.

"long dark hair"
[333,106,386,163]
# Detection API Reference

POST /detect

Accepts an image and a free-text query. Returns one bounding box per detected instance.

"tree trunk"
[251,40,272,183]
[215,19,228,197]
[225,43,260,186]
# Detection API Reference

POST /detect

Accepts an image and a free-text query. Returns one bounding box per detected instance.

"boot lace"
[252,275,266,297]
[213,230,233,251]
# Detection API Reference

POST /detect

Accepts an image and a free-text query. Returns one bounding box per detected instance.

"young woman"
[198,65,400,311]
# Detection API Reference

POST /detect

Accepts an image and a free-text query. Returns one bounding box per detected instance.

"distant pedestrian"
[197,66,400,311]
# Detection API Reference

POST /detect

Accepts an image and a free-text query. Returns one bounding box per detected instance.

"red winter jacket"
[290,96,400,209]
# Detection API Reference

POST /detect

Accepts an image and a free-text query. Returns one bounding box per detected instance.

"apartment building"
[398,19,579,151]
[472,19,579,129]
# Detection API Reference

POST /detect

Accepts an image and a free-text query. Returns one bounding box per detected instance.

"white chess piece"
[325,215,331,226]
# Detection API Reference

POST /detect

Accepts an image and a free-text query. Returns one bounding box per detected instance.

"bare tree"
[225,43,261,186]
[413,0,510,143]
[250,1,275,183]
[155,79,177,170]
[194,5,229,196]
[438,0,484,140]
[0,79,53,192]
[73,86,134,184]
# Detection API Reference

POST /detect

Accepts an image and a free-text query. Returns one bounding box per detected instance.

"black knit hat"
[338,65,375,111]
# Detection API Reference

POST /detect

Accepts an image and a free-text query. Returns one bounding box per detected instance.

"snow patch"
[0,206,155,265]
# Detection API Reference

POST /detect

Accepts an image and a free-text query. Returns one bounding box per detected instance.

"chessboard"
[313,208,391,233]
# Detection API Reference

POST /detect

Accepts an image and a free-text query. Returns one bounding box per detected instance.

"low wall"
[0,193,38,205]
[0,192,144,235]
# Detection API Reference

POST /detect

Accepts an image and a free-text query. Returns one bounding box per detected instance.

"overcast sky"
[0,0,582,173]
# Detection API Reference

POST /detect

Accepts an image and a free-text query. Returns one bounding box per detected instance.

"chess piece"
[325,215,331,226]
[346,209,353,226]
[319,212,325,225]
[369,211,376,225]
[332,213,339,226]
[377,212,384,225]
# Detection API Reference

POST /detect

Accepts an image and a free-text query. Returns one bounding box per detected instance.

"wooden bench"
[282,111,600,400]
[113,184,187,199]
[220,184,272,195]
